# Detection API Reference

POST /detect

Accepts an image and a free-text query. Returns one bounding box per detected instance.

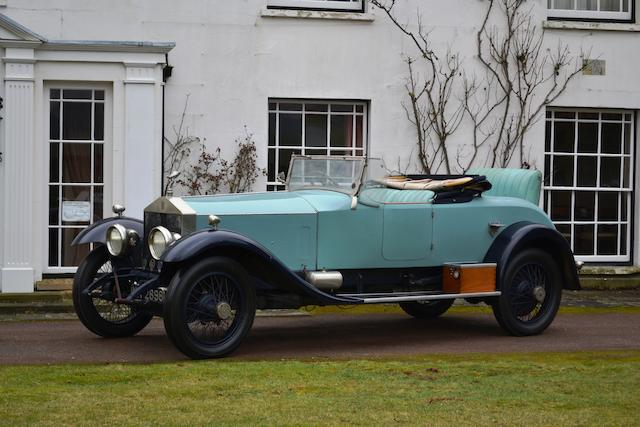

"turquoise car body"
[180,187,553,273]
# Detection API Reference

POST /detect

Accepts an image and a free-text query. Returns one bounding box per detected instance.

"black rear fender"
[484,221,581,290]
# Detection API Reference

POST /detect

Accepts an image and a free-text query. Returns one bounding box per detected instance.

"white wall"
[2,1,638,171]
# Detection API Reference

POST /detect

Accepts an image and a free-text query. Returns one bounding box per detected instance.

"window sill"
[580,265,640,275]
[544,20,640,32]
[260,8,375,22]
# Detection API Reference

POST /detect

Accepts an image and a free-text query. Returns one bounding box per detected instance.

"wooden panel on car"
[442,263,496,294]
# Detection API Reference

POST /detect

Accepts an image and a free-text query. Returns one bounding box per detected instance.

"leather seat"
[467,167,542,205]
[359,188,435,205]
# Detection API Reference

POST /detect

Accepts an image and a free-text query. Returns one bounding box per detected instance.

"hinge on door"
[430,242,434,250]
[431,211,435,218]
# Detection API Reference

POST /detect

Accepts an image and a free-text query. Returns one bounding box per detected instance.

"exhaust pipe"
[305,270,343,290]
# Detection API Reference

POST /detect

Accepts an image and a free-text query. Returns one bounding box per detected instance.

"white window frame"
[267,0,364,12]
[543,108,635,263]
[547,0,633,21]
[44,84,112,274]
[267,99,368,190]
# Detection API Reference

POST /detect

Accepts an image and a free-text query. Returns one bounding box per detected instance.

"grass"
[1,351,639,426]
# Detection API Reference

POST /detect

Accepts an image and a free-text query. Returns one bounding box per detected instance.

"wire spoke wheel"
[163,257,256,359]
[89,260,137,324]
[492,248,562,336]
[184,273,241,345]
[72,246,152,337]
[509,263,548,323]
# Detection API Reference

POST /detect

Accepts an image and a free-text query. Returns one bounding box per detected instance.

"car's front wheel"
[73,246,152,337]
[163,257,256,359]
[492,248,562,336]
[400,299,454,318]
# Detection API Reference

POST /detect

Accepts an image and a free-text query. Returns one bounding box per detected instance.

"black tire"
[400,299,454,319]
[492,248,562,336]
[163,257,256,359]
[72,246,152,337]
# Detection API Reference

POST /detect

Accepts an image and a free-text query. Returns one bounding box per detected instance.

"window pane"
[268,113,276,147]
[574,224,594,255]
[305,114,328,147]
[50,89,60,100]
[94,185,104,222]
[556,224,572,244]
[279,103,302,112]
[94,103,104,141]
[597,224,618,255]
[624,124,631,154]
[578,112,599,120]
[575,191,595,221]
[620,224,627,255]
[94,144,103,183]
[306,104,328,112]
[602,113,622,121]
[63,89,92,100]
[278,149,301,176]
[50,102,60,140]
[600,0,621,11]
[545,121,551,152]
[330,115,353,148]
[621,193,628,221]
[551,191,572,221]
[331,104,353,113]
[49,185,59,225]
[62,102,92,140]
[601,122,622,154]
[544,155,551,186]
[623,157,630,188]
[577,122,597,153]
[600,157,621,187]
[279,114,302,146]
[95,90,105,100]
[577,0,597,10]
[598,192,618,221]
[576,157,596,187]
[48,228,58,266]
[355,116,363,148]
[49,142,59,182]
[62,228,89,266]
[268,149,275,182]
[62,143,92,183]
[552,156,574,186]
[553,121,575,153]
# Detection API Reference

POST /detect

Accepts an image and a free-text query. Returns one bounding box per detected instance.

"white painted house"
[0,0,638,292]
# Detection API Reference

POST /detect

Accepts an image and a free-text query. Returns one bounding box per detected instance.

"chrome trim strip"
[346,291,502,304]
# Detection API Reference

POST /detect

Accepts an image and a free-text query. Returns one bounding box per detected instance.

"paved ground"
[1,310,639,364]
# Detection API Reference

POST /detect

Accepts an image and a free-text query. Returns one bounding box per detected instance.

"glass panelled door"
[48,88,105,269]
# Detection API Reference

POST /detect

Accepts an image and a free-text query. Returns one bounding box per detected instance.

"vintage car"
[72,155,581,359]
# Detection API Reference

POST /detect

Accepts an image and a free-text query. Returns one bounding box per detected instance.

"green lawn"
[1,351,638,426]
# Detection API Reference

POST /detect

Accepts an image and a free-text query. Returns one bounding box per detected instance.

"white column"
[122,63,160,219]
[0,49,35,292]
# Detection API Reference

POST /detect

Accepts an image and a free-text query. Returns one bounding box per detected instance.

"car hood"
[182,190,352,216]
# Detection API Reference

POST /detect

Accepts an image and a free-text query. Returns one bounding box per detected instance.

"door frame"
[43,82,113,274]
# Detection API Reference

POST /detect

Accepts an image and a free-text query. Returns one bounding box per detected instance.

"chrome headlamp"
[148,226,181,260]
[106,224,128,257]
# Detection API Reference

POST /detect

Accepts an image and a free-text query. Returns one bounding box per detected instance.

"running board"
[337,291,501,304]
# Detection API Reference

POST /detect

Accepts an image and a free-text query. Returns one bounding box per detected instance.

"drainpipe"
[161,53,173,195]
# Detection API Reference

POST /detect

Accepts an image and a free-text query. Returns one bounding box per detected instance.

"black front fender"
[484,221,581,290]
[160,229,359,305]
[71,216,143,246]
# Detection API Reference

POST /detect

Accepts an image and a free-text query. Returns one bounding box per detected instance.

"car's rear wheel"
[492,248,562,336]
[73,246,152,337]
[400,299,454,318]
[163,257,256,359]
